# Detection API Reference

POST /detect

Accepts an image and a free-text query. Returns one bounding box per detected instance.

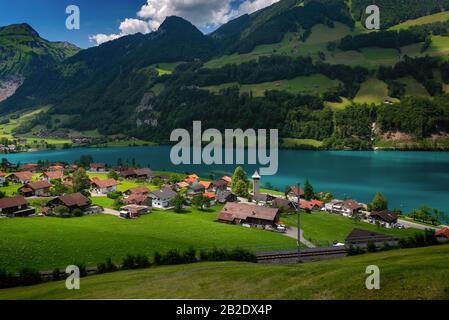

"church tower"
[252,171,261,196]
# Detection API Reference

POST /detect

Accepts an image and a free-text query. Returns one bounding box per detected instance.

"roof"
[215,179,228,188]
[127,186,150,194]
[53,193,89,207]
[272,197,293,210]
[22,181,52,191]
[345,228,396,243]
[221,176,232,183]
[190,183,206,192]
[289,186,304,196]
[42,171,63,180]
[341,200,363,211]
[253,193,270,202]
[92,178,118,188]
[0,171,4,177]
[185,174,199,183]
[22,163,38,169]
[435,227,449,238]
[90,163,106,168]
[216,190,235,202]
[0,196,28,209]
[49,165,63,170]
[176,181,190,188]
[120,169,136,177]
[8,171,33,181]
[199,181,212,189]
[124,194,149,204]
[252,171,261,179]
[370,210,398,223]
[204,192,216,199]
[218,202,279,223]
[150,187,178,201]
[134,168,153,177]
[300,200,316,210]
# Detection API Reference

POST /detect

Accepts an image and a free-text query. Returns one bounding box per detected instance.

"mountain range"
[2,0,449,150]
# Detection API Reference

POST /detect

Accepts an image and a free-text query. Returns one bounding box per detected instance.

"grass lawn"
[398,76,430,98]
[390,11,449,30]
[0,182,21,197]
[354,78,399,104]
[281,138,324,149]
[281,211,422,247]
[90,197,116,209]
[0,206,296,272]
[87,173,160,193]
[203,74,341,97]
[1,245,448,300]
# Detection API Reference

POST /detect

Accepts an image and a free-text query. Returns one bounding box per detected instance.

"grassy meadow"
[0,206,296,272]
[1,245,448,300]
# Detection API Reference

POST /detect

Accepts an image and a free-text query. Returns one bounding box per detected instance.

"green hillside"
[1,245,448,300]
[0,23,79,78]
[2,0,449,150]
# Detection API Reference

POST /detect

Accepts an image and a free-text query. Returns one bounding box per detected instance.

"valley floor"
[1,245,448,300]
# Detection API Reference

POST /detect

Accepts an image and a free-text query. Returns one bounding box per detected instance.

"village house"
[89,163,106,172]
[48,165,64,172]
[345,228,398,247]
[120,169,137,179]
[47,193,90,213]
[326,199,363,217]
[186,183,206,198]
[253,193,276,206]
[123,194,152,206]
[134,168,154,180]
[271,197,294,213]
[124,186,150,196]
[199,181,214,192]
[0,171,5,186]
[218,202,280,227]
[0,196,35,217]
[216,189,237,204]
[175,181,190,191]
[19,181,52,197]
[91,178,118,194]
[40,170,63,182]
[287,186,305,202]
[435,227,449,242]
[214,179,229,191]
[221,176,232,184]
[369,210,399,228]
[7,171,33,185]
[149,187,178,209]
[62,176,73,187]
[120,205,151,219]
[203,192,216,206]
[184,174,199,184]
[300,199,324,212]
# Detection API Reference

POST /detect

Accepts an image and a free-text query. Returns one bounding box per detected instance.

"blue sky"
[0,0,278,48]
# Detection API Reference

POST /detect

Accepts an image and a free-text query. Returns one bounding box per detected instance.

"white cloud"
[90,0,280,45]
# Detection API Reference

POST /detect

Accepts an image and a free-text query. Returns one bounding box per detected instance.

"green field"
[390,11,449,30]
[281,212,422,247]
[354,78,399,104]
[0,206,296,272]
[398,77,430,98]
[203,74,342,97]
[1,245,448,299]
[280,138,324,149]
[87,173,159,193]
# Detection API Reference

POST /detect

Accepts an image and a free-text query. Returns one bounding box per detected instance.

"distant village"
[1,157,448,246]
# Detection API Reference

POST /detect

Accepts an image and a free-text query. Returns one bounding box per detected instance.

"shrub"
[380,242,393,251]
[182,247,197,264]
[121,255,137,270]
[97,258,118,274]
[0,269,17,289]
[153,251,162,266]
[347,245,365,256]
[366,240,377,253]
[52,268,62,281]
[72,208,84,217]
[18,268,42,286]
[229,248,257,262]
[135,255,150,269]
[162,249,184,265]
[74,263,87,277]
[107,192,121,200]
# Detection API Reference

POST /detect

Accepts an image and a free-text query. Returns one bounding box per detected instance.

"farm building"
[0,196,35,217]
[91,178,118,194]
[0,171,5,186]
[369,210,399,228]
[89,163,106,172]
[149,187,178,209]
[7,171,33,185]
[47,193,91,212]
[218,202,280,227]
[40,170,63,182]
[19,181,52,197]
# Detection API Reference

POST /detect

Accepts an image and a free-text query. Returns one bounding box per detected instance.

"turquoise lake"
[3,147,449,214]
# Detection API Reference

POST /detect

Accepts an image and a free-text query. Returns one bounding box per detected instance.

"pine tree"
[304,179,314,200]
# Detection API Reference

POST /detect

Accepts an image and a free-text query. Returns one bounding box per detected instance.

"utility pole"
[297,183,301,263]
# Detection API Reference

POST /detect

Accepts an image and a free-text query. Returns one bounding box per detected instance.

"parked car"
[276,226,287,233]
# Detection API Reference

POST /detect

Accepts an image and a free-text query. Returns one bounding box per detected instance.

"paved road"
[398,219,440,231]
[284,227,316,248]
[102,208,121,217]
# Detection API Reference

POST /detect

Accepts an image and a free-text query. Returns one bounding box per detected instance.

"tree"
[77,155,93,168]
[0,191,5,199]
[72,168,91,193]
[170,195,185,213]
[108,171,119,180]
[231,167,249,197]
[191,195,207,211]
[304,179,314,200]
[371,192,388,211]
